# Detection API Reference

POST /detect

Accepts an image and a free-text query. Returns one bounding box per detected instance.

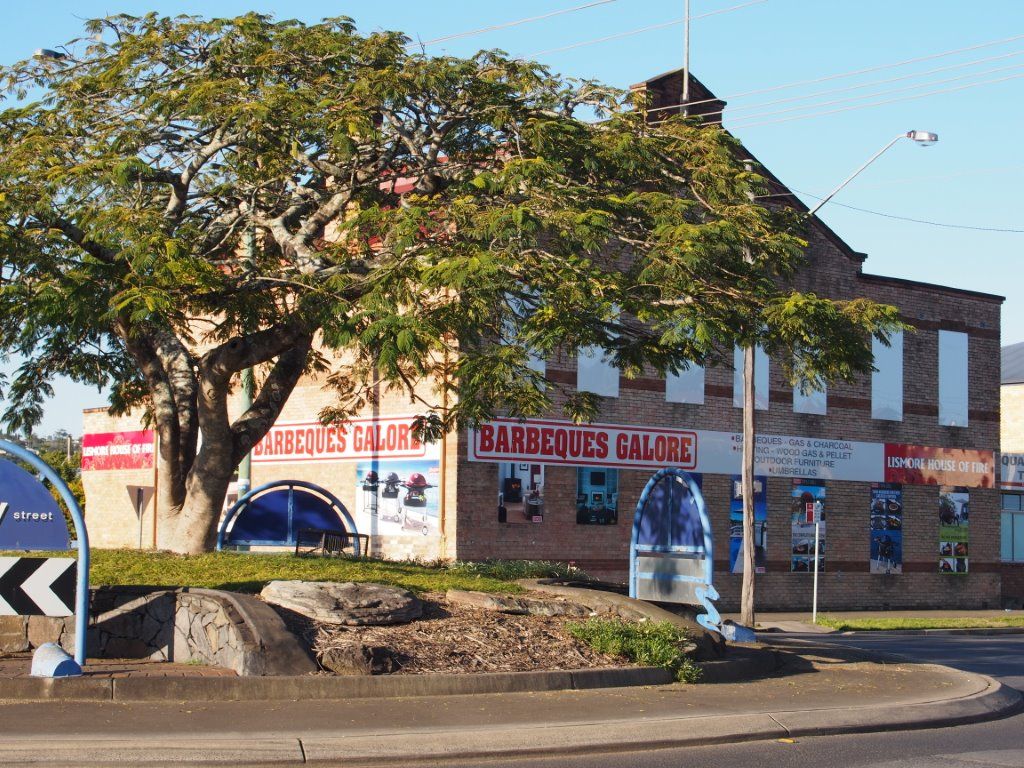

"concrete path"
[0,642,1018,765]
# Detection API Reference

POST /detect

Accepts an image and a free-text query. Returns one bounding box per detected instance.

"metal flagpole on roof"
[682,0,690,115]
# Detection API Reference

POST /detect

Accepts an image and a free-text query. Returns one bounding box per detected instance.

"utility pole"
[740,344,756,627]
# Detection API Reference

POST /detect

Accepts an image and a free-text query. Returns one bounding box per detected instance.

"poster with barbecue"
[729,475,767,573]
[791,480,826,572]
[938,486,969,574]
[355,460,441,538]
[870,483,903,574]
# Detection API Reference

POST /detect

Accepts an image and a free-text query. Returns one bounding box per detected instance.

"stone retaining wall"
[0,586,316,676]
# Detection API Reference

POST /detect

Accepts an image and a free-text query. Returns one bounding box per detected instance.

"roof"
[1003,342,1024,384]
[632,68,1008,303]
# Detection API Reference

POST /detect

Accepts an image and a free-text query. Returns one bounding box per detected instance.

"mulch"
[277,593,624,675]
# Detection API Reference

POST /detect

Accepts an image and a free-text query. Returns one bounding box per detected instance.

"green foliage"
[567,617,702,683]
[446,559,589,582]
[0,13,905,550]
[0,549,561,595]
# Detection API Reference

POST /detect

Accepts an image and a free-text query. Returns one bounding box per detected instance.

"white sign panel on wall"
[1001,453,1024,491]
[252,416,440,464]
[469,418,995,488]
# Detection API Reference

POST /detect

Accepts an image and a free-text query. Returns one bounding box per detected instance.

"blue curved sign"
[0,458,71,551]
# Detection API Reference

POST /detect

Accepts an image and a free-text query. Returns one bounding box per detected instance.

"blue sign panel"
[219,481,358,550]
[0,458,71,551]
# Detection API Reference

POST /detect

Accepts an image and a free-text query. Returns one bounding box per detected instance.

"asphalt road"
[389,633,1024,768]
[785,631,1024,690]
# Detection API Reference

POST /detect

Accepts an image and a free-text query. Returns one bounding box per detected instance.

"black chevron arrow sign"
[0,557,76,617]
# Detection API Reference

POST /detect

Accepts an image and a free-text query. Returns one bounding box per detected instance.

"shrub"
[567,618,702,683]
[448,559,590,582]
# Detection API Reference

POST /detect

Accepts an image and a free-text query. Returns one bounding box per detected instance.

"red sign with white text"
[252,417,431,464]
[883,443,993,487]
[469,418,697,471]
[81,430,155,471]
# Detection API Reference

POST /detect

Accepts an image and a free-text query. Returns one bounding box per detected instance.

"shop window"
[576,467,618,525]
[577,346,619,397]
[503,294,546,377]
[733,345,768,410]
[871,331,903,421]
[938,330,968,427]
[793,376,827,415]
[1001,493,1024,562]
[497,462,544,524]
[666,364,704,404]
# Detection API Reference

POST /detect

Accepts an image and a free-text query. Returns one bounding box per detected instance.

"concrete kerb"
[0,672,1018,766]
[0,665,675,703]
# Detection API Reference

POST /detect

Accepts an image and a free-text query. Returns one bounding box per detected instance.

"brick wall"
[452,211,1002,611]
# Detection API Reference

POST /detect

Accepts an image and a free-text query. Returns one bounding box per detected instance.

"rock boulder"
[261,581,422,626]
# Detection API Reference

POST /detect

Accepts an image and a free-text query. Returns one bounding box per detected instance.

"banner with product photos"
[939,486,969,574]
[791,480,825,572]
[729,474,767,573]
[870,483,903,574]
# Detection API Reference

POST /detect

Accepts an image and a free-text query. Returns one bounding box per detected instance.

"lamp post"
[808,130,938,215]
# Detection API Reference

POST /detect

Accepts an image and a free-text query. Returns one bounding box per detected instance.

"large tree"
[0,13,900,555]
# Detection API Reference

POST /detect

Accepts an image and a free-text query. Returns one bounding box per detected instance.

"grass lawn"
[816,615,1024,631]
[1,549,581,595]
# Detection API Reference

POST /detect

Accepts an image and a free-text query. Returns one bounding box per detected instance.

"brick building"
[82,70,1003,611]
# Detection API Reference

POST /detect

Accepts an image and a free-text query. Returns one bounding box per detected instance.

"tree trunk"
[161,332,314,554]
[175,438,236,554]
[154,433,187,550]
[740,344,757,627]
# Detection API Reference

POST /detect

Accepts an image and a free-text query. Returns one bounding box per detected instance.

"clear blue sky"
[4,0,1022,436]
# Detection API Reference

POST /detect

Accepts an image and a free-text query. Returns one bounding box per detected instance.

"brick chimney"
[630,68,727,123]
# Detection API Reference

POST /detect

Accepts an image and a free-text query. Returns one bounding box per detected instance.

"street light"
[808,130,938,215]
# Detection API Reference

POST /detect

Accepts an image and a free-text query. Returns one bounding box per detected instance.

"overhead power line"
[721,48,1024,117]
[729,69,1024,129]
[525,0,769,59]
[787,190,1024,234]
[649,31,1024,115]
[723,60,1024,125]
[419,1,619,47]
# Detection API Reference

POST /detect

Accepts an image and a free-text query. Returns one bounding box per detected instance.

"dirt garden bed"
[274,593,624,675]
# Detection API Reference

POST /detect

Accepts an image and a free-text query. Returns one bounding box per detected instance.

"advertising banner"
[252,416,438,464]
[939,486,969,574]
[355,459,441,538]
[469,418,995,488]
[81,430,155,471]
[885,444,994,488]
[1000,453,1024,490]
[469,418,697,471]
[870,483,903,574]
[729,475,767,573]
[791,480,826,572]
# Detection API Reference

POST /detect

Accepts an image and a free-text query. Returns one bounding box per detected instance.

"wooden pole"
[740,344,757,627]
